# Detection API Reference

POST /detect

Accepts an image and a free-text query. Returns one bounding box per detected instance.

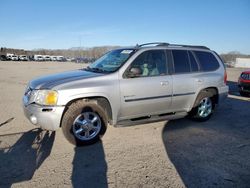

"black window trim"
[188,50,201,72]
[165,50,173,75]
[213,50,226,69]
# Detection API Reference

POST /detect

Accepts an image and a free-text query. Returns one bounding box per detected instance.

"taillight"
[224,70,227,84]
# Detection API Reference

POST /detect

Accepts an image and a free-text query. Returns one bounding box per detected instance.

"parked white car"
[56,56,64,61]
[6,53,14,60]
[66,57,74,62]
[43,55,51,61]
[19,55,28,61]
[51,56,58,61]
[34,55,44,61]
[11,55,19,61]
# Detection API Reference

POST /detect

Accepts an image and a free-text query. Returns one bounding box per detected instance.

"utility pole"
[79,35,81,59]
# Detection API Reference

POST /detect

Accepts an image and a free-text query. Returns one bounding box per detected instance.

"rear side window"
[194,51,220,71]
[172,50,190,73]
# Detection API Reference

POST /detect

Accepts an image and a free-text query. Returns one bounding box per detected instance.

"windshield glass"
[88,49,135,73]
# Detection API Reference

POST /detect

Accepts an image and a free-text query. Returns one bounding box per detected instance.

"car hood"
[29,69,103,89]
[242,70,250,74]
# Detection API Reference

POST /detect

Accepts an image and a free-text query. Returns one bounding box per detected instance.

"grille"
[243,85,250,91]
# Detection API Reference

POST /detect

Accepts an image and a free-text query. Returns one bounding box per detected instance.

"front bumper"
[22,97,65,131]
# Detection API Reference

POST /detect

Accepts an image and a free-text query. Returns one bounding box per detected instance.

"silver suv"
[23,43,229,146]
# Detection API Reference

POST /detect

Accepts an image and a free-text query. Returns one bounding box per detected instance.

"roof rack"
[167,44,210,50]
[136,42,169,48]
[136,42,210,50]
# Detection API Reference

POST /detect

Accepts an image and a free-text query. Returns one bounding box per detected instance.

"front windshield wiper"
[84,67,109,73]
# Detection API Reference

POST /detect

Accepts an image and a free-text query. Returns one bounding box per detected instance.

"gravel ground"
[0,62,249,188]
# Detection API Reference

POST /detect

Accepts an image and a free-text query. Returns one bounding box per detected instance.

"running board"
[115,112,188,127]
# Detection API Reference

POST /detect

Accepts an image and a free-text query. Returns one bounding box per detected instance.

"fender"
[59,92,119,125]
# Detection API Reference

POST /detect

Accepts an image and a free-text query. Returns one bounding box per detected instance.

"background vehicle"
[11,55,19,61]
[238,70,250,96]
[19,55,28,61]
[66,57,75,62]
[50,56,58,61]
[43,55,51,61]
[56,56,65,61]
[6,53,14,60]
[0,55,8,61]
[23,42,228,146]
[34,55,44,61]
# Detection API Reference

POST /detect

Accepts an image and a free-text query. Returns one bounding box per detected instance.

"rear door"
[171,50,200,112]
[118,50,173,119]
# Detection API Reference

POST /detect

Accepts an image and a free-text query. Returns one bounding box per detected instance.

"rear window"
[194,51,220,71]
[172,50,190,73]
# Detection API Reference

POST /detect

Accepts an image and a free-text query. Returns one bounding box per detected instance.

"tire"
[61,99,108,146]
[239,91,248,97]
[189,91,215,122]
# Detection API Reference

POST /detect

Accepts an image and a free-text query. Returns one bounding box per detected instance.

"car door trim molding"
[173,92,195,97]
[124,92,195,102]
[124,94,172,102]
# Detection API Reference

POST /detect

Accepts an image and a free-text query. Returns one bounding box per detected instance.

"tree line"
[0,46,119,59]
[1,47,250,62]
[220,51,250,63]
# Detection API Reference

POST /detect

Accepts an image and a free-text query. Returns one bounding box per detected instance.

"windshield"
[87,49,135,73]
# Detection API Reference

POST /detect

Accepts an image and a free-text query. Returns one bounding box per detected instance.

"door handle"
[160,81,169,86]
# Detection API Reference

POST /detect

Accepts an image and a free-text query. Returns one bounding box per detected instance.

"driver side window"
[126,50,167,78]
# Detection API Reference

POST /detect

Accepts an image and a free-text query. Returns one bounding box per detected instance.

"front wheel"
[61,100,107,146]
[189,91,215,121]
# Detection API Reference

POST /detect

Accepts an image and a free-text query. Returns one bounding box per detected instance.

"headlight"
[31,90,58,106]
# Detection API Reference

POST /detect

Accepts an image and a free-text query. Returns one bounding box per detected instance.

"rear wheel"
[61,99,107,146]
[189,91,215,121]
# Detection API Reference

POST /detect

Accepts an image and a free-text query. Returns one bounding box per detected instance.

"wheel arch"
[60,96,113,127]
[192,87,219,109]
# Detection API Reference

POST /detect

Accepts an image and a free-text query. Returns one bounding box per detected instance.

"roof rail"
[168,44,210,50]
[136,42,210,50]
[136,42,169,48]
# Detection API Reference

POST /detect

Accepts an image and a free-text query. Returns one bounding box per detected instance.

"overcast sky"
[0,0,250,54]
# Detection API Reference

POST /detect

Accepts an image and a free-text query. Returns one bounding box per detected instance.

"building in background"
[235,58,250,68]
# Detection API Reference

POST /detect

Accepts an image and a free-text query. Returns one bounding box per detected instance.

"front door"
[118,50,173,119]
